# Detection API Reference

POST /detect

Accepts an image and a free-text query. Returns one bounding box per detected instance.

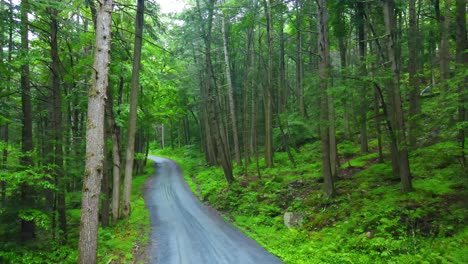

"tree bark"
[263,0,274,168]
[20,0,35,242]
[316,0,335,197]
[221,8,242,166]
[48,5,67,243]
[436,0,451,89]
[122,0,145,218]
[78,0,113,262]
[106,78,122,223]
[383,0,412,192]
[408,0,421,148]
[357,1,368,154]
[455,0,467,167]
[296,0,306,118]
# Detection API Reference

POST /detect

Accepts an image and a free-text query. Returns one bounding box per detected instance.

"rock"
[284,212,304,228]
[287,179,305,189]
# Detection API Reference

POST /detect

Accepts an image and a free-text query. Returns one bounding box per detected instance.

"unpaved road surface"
[145,156,284,264]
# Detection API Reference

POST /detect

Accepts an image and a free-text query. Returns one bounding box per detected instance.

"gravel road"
[144,156,284,264]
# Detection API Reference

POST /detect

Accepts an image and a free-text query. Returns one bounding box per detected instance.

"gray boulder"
[283,212,304,228]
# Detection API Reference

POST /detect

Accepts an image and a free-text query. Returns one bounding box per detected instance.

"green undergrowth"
[0,160,154,264]
[155,142,468,263]
[97,160,153,263]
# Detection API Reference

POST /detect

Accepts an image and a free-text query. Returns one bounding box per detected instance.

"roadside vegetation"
[153,140,467,263]
[0,160,153,263]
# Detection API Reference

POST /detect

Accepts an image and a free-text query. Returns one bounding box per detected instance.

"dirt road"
[145,157,284,264]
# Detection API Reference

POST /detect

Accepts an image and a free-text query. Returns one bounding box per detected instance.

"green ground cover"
[153,141,468,264]
[0,160,154,264]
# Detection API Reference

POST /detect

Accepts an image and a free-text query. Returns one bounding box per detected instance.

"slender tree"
[316,0,335,196]
[47,4,67,243]
[455,0,467,167]
[221,5,242,166]
[263,0,274,168]
[20,0,35,241]
[383,0,412,192]
[356,0,368,153]
[408,0,421,147]
[122,0,145,218]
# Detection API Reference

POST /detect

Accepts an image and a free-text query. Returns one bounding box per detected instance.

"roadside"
[97,160,154,264]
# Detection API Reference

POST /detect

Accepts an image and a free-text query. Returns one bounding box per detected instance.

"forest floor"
[153,139,468,263]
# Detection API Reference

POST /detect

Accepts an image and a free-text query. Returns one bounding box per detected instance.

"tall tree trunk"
[20,0,35,242]
[242,22,255,170]
[357,1,368,153]
[329,92,338,179]
[296,0,306,117]
[408,0,421,148]
[316,0,335,197]
[221,8,242,166]
[48,6,67,243]
[263,0,274,168]
[107,78,122,223]
[1,0,13,205]
[78,0,113,262]
[436,0,451,89]
[122,0,144,218]
[383,0,412,192]
[455,0,467,167]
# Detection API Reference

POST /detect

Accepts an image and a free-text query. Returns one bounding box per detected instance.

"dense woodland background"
[0,0,467,263]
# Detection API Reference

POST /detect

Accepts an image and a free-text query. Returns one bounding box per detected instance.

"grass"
[153,141,468,263]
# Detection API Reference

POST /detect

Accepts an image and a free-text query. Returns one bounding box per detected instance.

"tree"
[356,0,368,154]
[122,0,145,218]
[408,0,421,147]
[382,0,412,192]
[316,0,335,197]
[78,0,113,262]
[455,0,467,167]
[263,0,274,168]
[20,0,35,242]
[47,4,67,243]
[221,3,242,167]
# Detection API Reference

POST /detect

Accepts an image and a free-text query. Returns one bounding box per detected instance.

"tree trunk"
[383,0,412,192]
[408,0,421,148]
[329,92,338,179]
[221,9,242,166]
[357,1,369,154]
[122,0,145,218]
[78,0,113,262]
[263,0,274,168]
[242,21,255,170]
[106,78,122,223]
[436,0,451,89]
[296,0,306,117]
[455,0,467,167]
[316,0,335,197]
[20,0,35,242]
[48,5,67,243]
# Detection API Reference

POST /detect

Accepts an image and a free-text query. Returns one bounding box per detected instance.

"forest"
[0,0,467,263]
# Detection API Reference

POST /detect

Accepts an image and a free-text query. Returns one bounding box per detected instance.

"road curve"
[144,156,284,264]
